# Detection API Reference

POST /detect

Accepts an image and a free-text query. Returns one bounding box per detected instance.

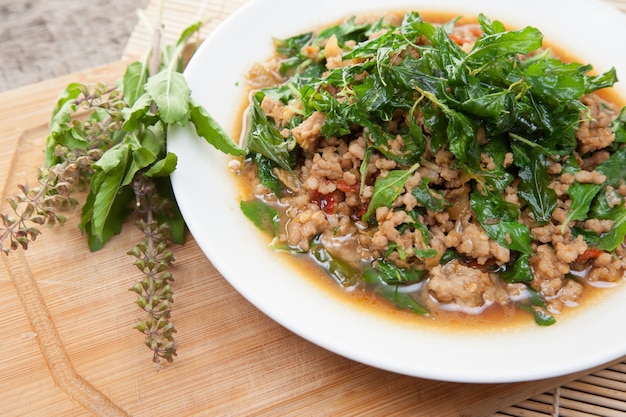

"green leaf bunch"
[2,9,245,364]
[66,23,244,251]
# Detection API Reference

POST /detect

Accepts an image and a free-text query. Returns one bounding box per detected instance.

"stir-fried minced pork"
[427,260,498,309]
[235,11,626,325]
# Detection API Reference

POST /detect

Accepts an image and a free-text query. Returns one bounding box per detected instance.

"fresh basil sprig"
[0,17,245,365]
[46,23,244,251]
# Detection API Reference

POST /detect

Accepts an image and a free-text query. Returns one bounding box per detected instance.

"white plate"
[168,0,626,383]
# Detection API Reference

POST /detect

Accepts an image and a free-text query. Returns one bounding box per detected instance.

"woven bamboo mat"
[125,1,626,416]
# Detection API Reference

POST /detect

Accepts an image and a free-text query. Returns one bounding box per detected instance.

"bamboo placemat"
[125,1,626,416]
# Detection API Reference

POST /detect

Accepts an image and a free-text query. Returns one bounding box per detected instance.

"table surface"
[1,1,626,416]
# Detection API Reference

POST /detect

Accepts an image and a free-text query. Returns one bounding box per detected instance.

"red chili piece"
[311,190,337,214]
[577,248,605,262]
[336,179,361,193]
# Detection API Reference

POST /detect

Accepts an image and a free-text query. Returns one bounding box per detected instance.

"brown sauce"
[232,220,622,333]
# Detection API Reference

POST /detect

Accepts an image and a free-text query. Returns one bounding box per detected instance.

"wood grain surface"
[1,1,626,416]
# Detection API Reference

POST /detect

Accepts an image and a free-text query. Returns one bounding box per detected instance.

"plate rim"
[168,0,626,383]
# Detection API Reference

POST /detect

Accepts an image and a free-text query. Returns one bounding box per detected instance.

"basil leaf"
[590,188,623,219]
[240,200,280,237]
[318,16,373,44]
[595,147,626,187]
[82,185,134,252]
[439,248,462,264]
[122,146,157,186]
[415,248,438,259]
[362,164,419,222]
[50,82,84,116]
[91,146,130,241]
[370,260,427,284]
[144,152,178,177]
[611,107,626,143]
[477,13,506,35]
[45,98,80,166]
[411,178,449,212]
[253,154,284,197]
[275,32,313,57]
[122,61,149,107]
[363,266,429,315]
[460,89,515,130]
[513,145,557,224]
[175,20,203,47]
[375,286,430,315]
[446,109,478,165]
[521,305,557,326]
[145,70,191,124]
[501,254,533,283]
[153,178,185,245]
[401,11,436,40]
[470,191,532,253]
[564,182,603,225]
[121,127,163,186]
[311,245,359,287]
[95,143,128,173]
[122,93,152,132]
[189,100,245,156]
[433,26,466,82]
[596,206,626,251]
[467,26,543,62]
[585,67,618,93]
[81,146,134,250]
[519,288,556,326]
[523,58,587,101]
[246,91,295,171]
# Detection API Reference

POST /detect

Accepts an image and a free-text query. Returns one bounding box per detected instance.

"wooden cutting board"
[1,3,626,417]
